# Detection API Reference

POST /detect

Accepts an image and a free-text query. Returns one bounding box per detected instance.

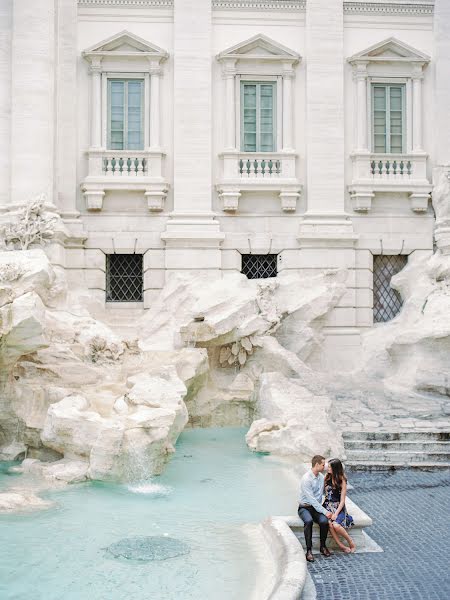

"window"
[372,84,405,153]
[241,254,278,279]
[373,255,407,322]
[241,82,276,152]
[107,79,144,151]
[106,254,143,302]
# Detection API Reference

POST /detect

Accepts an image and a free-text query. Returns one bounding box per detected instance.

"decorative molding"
[82,30,169,62]
[217,33,300,65]
[348,37,430,65]
[344,2,434,16]
[78,0,173,8]
[212,1,305,10]
[77,0,433,15]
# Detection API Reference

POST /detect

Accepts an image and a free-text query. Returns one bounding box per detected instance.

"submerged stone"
[106,536,190,562]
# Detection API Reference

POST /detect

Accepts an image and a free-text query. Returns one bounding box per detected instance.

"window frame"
[241,253,278,280]
[107,77,145,151]
[105,253,144,303]
[237,75,281,153]
[371,82,406,154]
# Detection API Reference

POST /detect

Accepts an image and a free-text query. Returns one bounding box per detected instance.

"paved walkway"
[307,470,450,600]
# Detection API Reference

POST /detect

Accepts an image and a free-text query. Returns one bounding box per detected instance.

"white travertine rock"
[246,372,343,459]
[0,291,47,368]
[1,248,347,482]
[0,490,53,512]
[139,270,346,352]
[360,251,450,398]
[0,248,55,301]
[16,457,89,483]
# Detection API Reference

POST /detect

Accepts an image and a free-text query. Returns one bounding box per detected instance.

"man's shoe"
[320,546,333,557]
[306,550,315,562]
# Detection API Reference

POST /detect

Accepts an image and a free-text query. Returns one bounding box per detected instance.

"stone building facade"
[0,0,449,370]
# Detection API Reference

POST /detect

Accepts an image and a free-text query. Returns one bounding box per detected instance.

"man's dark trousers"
[298,504,328,550]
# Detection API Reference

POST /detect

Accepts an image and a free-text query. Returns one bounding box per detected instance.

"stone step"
[345,449,450,463]
[347,460,450,471]
[343,430,450,442]
[345,440,450,452]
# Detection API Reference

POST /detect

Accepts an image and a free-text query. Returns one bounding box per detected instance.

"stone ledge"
[260,517,307,600]
[275,497,377,553]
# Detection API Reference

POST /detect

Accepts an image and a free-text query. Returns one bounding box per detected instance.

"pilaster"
[10,0,57,208]
[57,0,80,221]
[162,0,224,270]
[301,0,355,245]
[0,0,12,209]
[432,0,450,253]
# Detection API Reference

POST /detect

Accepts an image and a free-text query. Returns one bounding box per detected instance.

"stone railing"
[351,152,427,183]
[82,148,168,212]
[349,152,431,213]
[86,149,157,178]
[221,151,296,181]
[239,156,282,178]
[217,150,301,212]
[102,153,148,176]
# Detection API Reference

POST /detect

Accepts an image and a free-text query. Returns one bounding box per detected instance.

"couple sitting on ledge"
[298,455,355,562]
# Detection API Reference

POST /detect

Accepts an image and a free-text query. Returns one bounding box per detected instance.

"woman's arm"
[334,480,347,517]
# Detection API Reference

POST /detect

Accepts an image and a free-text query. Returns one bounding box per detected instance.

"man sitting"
[298,454,333,562]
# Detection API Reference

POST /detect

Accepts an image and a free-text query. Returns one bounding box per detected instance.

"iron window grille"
[106,254,143,302]
[373,254,407,323]
[241,254,278,279]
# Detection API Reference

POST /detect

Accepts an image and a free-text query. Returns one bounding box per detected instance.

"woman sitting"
[323,458,356,554]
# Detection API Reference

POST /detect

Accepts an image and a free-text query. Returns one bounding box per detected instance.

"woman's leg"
[329,523,351,553]
[332,523,356,552]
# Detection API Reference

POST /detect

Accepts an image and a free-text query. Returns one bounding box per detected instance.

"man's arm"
[301,476,329,516]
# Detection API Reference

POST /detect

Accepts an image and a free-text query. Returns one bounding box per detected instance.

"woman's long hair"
[324,458,347,490]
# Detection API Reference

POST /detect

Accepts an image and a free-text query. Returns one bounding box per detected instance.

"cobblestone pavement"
[307,469,450,600]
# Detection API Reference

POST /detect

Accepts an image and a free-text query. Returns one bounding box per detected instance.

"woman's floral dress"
[323,483,354,529]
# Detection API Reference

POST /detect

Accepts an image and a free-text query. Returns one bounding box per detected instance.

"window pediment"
[82,30,168,63]
[217,34,300,66]
[348,37,430,66]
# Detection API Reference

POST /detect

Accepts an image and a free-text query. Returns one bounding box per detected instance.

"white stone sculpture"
[433,167,450,254]
[246,372,344,459]
[359,250,450,402]
[0,195,58,251]
[0,244,350,495]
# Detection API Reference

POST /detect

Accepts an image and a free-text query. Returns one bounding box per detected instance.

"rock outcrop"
[1,236,349,488]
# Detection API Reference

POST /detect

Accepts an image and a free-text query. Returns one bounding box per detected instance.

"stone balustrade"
[217,150,302,212]
[349,152,432,213]
[81,148,168,212]
[102,153,148,176]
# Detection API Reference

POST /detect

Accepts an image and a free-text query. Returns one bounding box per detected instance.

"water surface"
[0,428,298,600]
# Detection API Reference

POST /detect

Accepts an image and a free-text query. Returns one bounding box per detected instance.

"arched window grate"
[373,254,407,322]
[106,254,143,302]
[241,254,278,279]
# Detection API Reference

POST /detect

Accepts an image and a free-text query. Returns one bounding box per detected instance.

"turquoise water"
[0,428,298,600]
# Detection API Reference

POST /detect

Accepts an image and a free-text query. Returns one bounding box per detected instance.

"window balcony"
[81,148,169,211]
[348,152,432,213]
[216,150,302,212]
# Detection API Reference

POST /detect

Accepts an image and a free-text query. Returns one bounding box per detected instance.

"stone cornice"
[77,0,434,15]
[78,0,173,8]
[344,2,434,16]
[212,0,305,9]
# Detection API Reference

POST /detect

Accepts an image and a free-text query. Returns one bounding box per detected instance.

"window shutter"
[109,81,125,150]
[241,82,276,152]
[107,79,144,151]
[259,84,274,152]
[242,84,257,152]
[373,86,387,153]
[372,84,405,154]
[127,80,143,151]
[389,86,403,154]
